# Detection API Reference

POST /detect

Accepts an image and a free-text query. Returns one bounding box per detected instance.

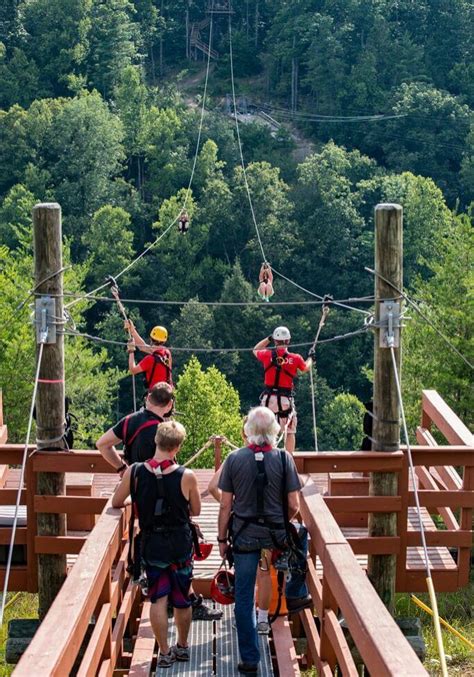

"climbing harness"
[121,413,164,464]
[146,349,172,389]
[308,295,333,451]
[127,459,200,585]
[108,277,137,412]
[261,346,297,449]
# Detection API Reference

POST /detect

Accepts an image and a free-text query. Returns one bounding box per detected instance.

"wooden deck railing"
[0,447,116,592]
[15,500,134,676]
[294,447,474,592]
[299,478,427,676]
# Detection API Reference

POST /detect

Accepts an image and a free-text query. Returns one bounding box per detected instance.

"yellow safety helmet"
[150,325,168,343]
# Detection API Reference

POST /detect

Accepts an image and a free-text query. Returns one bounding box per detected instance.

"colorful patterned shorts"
[145,562,193,607]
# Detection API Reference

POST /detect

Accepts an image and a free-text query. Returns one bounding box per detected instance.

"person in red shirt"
[125,320,173,390]
[253,326,312,452]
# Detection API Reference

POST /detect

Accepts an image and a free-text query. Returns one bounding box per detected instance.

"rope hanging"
[308,295,332,451]
[109,278,137,412]
[389,345,448,677]
[0,341,46,627]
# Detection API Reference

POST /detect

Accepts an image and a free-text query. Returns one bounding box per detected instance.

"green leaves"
[402,213,473,433]
[174,356,242,467]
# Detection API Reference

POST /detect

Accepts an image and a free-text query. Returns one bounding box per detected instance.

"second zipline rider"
[125,320,173,390]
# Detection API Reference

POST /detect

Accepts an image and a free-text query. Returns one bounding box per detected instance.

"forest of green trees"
[0,0,472,453]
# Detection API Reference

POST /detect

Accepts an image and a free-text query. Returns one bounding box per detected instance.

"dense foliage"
[0,1,471,451]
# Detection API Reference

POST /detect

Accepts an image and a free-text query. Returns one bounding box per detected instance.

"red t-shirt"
[138,348,172,388]
[256,348,307,389]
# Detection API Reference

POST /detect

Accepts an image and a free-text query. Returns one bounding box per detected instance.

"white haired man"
[253,326,312,452]
[217,407,311,675]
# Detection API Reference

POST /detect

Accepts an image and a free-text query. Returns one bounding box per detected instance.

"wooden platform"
[1,468,458,585]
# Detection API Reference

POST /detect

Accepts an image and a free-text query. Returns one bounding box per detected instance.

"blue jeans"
[234,550,260,666]
[233,526,309,666]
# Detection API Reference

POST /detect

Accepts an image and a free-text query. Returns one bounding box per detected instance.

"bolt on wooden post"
[33,203,67,619]
[368,203,403,613]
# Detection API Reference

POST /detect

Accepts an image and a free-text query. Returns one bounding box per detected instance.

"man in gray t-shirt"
[218,443,301,548]
[217,407,310,675]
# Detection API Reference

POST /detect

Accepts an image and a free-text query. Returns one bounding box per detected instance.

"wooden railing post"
[25,459,38,593]
[396,456,408,591]
[458,465,473,587]
[214,435,222,471]
[319,574,338,671]
[368,203,403,613]
[0,388,7,444]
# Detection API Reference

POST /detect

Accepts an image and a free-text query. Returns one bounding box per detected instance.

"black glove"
[307,347,316,359]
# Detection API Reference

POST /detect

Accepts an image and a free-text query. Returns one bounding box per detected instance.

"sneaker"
[257,620,270,634]
[156,651,176,669]
[238,662,258,675]
[192,599,223,621]
[171,643,190,662]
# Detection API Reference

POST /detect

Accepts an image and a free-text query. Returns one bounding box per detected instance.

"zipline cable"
[389,345,448,677]
[366,267,473,370]
[61,325,368,352]
[228,14,372,318]
[228,13,266,263]
[0,341,45,628]
[51,292,376,307]
[271,265,372,315]
[64,11,216,311]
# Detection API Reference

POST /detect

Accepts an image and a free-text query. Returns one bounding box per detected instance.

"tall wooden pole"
[33,203,67,619]
[368,203,403,613]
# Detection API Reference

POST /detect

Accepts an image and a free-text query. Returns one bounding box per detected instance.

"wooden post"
[368,203,403,613]
[33,203,67,619]
[213,436,222,471]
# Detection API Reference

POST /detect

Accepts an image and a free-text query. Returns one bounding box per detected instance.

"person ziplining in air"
[178,209,190,234]
[253,326,313,453]
[125,321,173,390]
[257,262,274,302]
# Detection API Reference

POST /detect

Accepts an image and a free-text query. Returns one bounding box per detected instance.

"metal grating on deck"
[157,601,274,675]
[167,613,214,675]
[215,603,274,677]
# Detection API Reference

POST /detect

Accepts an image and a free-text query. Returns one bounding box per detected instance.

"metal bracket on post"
[379,300,401,348]
[35,297,57,344]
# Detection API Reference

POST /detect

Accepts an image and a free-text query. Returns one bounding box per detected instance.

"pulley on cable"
[308,294,333,451]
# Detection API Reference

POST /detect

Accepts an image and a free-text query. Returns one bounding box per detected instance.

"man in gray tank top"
[217,407,311,675]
